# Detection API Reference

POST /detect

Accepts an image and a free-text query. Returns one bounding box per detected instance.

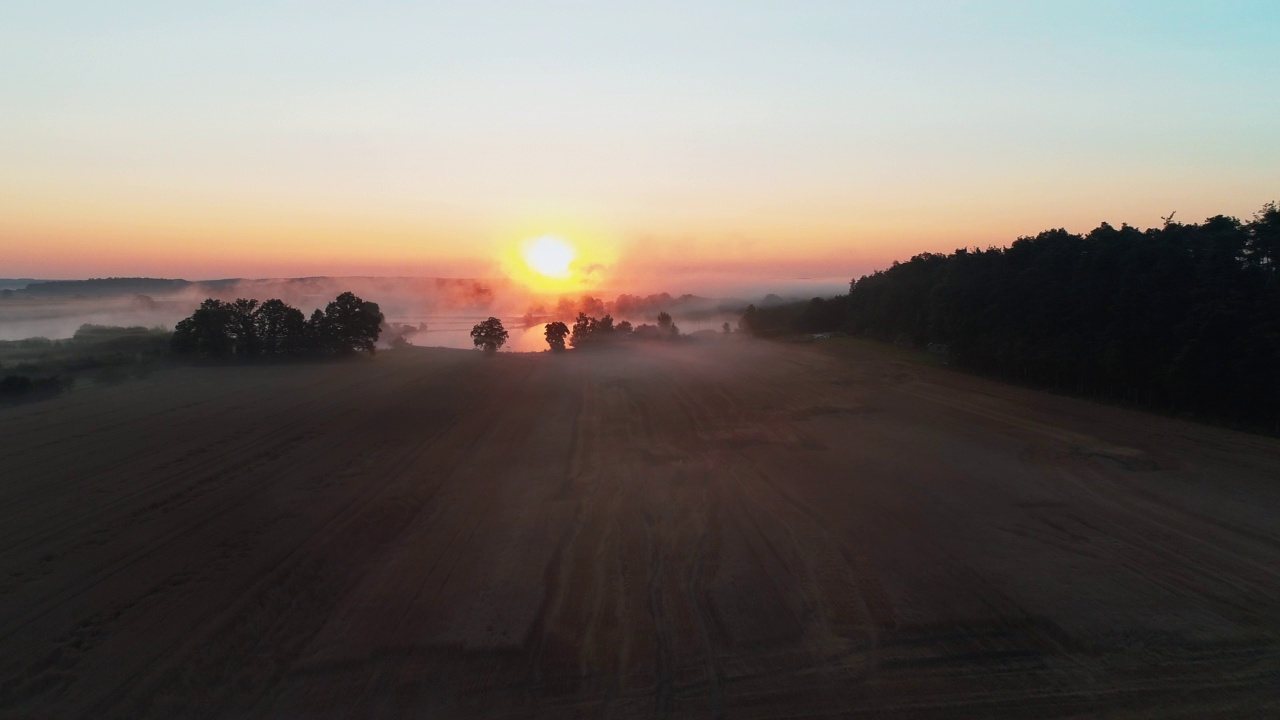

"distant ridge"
[0,278,43,291]
[19,278,200,297]
[11,276,501,300]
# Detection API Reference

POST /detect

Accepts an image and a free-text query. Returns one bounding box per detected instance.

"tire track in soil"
[4,341,1280,718]
[0,360,436,635]
[0,357,486,715]
[105,359,527,719]
[0,362,421,551]
[0,365,406,600]
[326,365,561,719]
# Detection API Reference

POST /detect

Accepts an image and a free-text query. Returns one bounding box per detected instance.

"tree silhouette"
[255,299,307,355]
[228,298,260,357]
[471,317,509,353]
[172,299,235,357]
[567,312,625,348]
[305,309,327,352]
[544,321,569,351]
[570,312,593,348]
[656,311,679,338]
[172,292,382,359]
[596,314,616,335]
[738,304,759,334]
[320,292,384,355]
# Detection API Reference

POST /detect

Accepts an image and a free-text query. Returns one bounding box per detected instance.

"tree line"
[741,203,1280,431]
[469,311,682,353]
[521,292,732,327]
[172,292,383,358]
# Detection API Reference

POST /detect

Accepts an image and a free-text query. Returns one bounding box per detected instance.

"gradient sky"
[2,1,1277,292]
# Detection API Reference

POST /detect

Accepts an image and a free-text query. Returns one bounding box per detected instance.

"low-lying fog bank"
[0,276,818,348]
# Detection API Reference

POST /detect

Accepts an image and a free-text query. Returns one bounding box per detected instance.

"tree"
[305,309,327,353]
[656,311,679,338]
[569,312,623,348]
[173,292,382,359]
[570,312,593,348]
[172,299,235,357]
[656,311,680,338]
[722,322,731,333]
[319,292,383,355]
[255,299,307,355]
[738,304,759,335]
[823,203,1280,431]
[579,295,606,317]
[596,314,615,335]
[471,317,509,353]
[227,298,261,357]
[544,321,569,351]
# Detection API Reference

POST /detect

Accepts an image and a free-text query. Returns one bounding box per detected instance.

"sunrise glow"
[0,4,1274,288]
[523,236,576,280]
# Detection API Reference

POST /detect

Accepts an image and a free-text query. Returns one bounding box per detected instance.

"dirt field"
[2,339,1279,718]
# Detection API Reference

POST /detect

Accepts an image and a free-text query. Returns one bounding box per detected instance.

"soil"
[2,339,1279,718]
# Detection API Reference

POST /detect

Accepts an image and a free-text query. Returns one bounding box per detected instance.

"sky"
[1,1,1277,294]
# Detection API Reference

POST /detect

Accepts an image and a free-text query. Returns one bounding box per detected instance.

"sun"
[522,236,576,279]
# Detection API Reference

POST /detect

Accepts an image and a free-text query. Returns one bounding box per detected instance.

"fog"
[0,275,841,348]
[0,297,190,342]
[397,312,745,353]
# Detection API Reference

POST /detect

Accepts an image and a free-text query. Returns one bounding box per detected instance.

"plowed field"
[2,339,1279,718]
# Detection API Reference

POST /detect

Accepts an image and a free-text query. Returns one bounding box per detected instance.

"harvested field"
[2,339,1279,718]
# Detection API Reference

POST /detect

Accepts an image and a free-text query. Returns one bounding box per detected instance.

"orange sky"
[2,4,1277,294]
[5,178,1271,292]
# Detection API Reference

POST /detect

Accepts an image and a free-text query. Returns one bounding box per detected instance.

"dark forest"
[742,204,1280,431]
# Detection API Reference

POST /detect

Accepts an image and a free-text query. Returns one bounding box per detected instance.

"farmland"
[2,339,1278,718]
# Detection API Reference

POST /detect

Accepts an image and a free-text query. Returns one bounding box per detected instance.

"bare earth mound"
[2,340,1279,718]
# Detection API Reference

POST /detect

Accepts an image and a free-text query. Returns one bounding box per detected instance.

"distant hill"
[0,279,43,292]
[8,276,505,307]
[18,278,202,298]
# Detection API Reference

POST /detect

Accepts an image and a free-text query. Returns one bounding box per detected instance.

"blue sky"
[1,1,1277,285]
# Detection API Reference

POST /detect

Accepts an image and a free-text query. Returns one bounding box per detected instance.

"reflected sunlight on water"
[391,316,551,353]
